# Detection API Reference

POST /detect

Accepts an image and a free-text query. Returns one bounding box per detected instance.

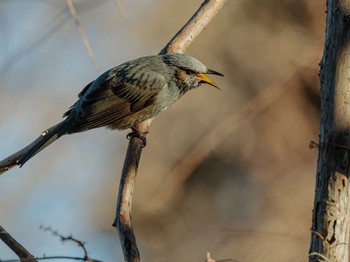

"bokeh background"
[0,0,325,261]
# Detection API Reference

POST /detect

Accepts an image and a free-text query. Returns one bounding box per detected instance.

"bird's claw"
[126,128,147,147]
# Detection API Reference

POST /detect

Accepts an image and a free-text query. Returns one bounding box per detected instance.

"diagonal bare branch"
[113,0,128,21]
[66,0,102,74]
[0,225,37,262]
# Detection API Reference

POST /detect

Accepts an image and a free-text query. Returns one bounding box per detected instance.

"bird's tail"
[17,119,72,167]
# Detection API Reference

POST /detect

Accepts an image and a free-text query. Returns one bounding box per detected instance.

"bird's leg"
[126,126,147,147]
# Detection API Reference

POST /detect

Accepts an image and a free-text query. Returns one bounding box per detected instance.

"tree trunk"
[310,1,350,261]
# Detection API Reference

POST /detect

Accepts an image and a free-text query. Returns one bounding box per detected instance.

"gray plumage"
[17,53,223,166]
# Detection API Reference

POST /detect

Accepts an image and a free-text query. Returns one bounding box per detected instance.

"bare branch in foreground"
[0,225,102,262]
[113,0,227,261]
[0,123,61,175]
[0,225,37,262]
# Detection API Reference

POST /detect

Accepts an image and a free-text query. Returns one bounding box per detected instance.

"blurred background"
[0,0,325,261]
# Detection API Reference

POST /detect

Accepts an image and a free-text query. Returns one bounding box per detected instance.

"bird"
[16,53,223,167]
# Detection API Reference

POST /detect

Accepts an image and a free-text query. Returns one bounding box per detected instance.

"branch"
[0,225,37,262]
[112,0,127,21]
[0,123,61,175]
[1,226,102,262]
[66,0,101,74]
[160,0,226,55]
[0,1,104,175]
[310,1,350,261]
[113,0,227,261]
[39,225,102,262]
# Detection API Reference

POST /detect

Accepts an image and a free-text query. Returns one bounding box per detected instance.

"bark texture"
[310,1,350,261]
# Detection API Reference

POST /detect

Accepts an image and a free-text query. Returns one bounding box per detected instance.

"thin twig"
[113,0,127,21]
[1,256,93,262]
[0,225,37,262]
[39,225,102,262]
[66,0,101,73]
[309,140,350,151]
[113,0,227,261]
[0,226,104,262]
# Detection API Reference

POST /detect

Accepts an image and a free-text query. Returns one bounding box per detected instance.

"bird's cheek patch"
[176,69,187,82]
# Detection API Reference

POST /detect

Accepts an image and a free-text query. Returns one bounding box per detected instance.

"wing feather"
[65,67,167,133]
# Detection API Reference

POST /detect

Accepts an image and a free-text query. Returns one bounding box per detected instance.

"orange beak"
[195,69,224,90]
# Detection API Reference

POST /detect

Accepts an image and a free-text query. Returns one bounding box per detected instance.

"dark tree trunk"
[310,1,350,261]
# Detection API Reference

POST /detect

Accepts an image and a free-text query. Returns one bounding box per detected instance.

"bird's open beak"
[195,69,224,90]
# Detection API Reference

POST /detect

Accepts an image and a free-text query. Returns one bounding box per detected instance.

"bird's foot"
[127,127,147,147]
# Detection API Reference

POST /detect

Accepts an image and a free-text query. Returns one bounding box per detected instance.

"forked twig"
[0,225,102,262]
[39,225,102,262]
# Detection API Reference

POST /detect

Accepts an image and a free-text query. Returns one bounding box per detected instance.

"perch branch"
[0,123,61,175]
[113,0,227,261]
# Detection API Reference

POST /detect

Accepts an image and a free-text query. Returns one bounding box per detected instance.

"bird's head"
[162,53,224,92]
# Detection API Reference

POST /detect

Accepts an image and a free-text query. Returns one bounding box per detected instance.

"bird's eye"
[185,69,195,75]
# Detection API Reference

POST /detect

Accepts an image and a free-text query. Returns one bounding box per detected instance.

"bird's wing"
[63,81,94,117]
[65,69,167,132]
